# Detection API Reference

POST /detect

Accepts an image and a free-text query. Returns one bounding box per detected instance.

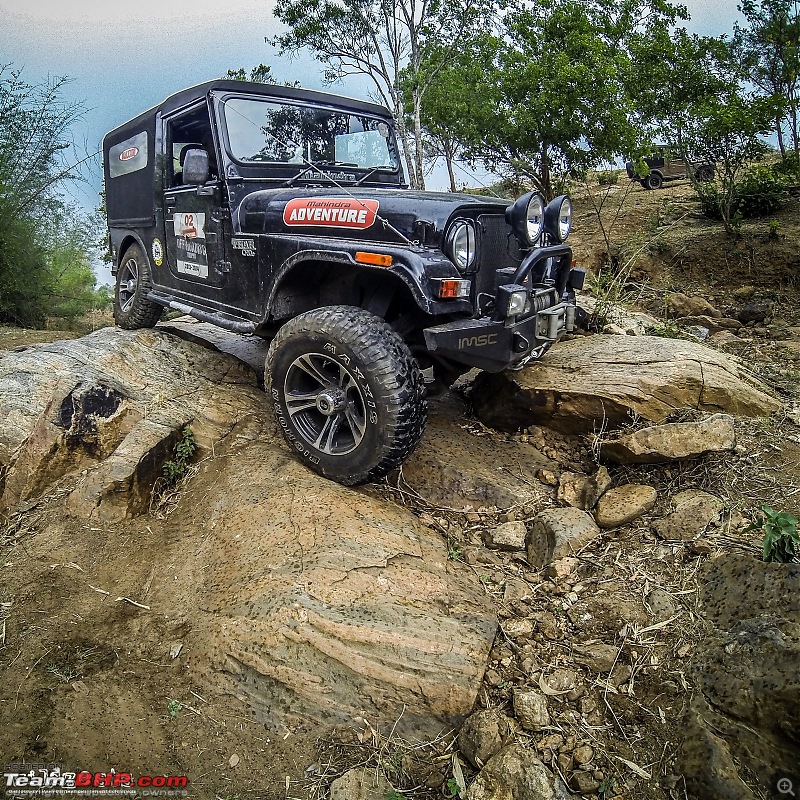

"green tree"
[732,0,800,157]
[0,65,100,327]
[270,0,485,189]
[415,0,686,199]
[680,91,776,232]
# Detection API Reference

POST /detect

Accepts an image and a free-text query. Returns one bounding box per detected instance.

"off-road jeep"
[104,80,584,485]
[626,145,715,190]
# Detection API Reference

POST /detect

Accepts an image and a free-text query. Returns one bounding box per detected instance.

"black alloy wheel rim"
[283,352,368,455]
[119,256,139,312]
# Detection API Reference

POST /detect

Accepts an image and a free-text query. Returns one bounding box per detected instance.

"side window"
[165,106,218,188]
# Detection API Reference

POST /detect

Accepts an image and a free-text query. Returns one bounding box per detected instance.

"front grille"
[474,214,523,298]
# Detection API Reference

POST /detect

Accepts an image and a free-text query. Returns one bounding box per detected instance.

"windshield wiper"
[354,165,394,186]
[283,161,358,187]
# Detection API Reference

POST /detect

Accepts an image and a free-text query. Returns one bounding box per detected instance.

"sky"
[2,0,743,283]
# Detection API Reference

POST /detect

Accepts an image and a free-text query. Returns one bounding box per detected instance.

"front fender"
[266,242,474,317]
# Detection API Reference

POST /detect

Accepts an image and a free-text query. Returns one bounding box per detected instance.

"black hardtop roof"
[105,80,392,142]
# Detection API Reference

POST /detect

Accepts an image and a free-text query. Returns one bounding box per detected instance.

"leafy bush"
[597,170,620,186]
[735,165,791,217]
[0,66,101,328]
[770,152,800,180]
[697,163,791,221]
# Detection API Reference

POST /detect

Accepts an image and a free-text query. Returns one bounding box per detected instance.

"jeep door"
[162,103,234,310]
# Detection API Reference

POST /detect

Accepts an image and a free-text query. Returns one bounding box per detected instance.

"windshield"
[222,97,399,172]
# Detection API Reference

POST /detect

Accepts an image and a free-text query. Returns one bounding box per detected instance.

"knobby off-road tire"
[114,243,163,329]
[266,306,427,485]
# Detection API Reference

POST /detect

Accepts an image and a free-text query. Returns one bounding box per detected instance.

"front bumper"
[423,299,576,372]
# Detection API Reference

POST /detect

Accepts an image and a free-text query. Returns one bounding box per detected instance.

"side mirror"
[182,149,210,186]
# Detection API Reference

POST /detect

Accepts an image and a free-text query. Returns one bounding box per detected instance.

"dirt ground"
[2,178,800,800]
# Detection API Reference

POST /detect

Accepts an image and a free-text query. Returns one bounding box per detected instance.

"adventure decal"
[283,197,379,230]
[173,212,208,279]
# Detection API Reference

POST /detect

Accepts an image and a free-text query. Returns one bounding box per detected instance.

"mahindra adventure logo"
[283,197,379,229]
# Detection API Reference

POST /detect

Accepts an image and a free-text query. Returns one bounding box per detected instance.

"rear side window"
[109,131,148,178]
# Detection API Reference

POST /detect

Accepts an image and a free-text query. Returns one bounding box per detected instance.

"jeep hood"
[235,186,510,246]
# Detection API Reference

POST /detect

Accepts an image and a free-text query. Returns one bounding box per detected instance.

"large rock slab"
[0,328,258,517]
[601,414,736,464]
[681,555,800,799]
[166,417,497,739]
[0,326,497,742]
[472,336,779,434]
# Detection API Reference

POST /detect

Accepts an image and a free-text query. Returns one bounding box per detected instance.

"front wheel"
[266,306,427,485]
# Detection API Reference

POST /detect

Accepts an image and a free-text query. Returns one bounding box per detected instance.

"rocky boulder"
[595,484,657,528]
[0,327,498,742]
[0,327,258,518]
[652,490,726,541]
[472,336,779,435]
[681,554,800,799]
[526,508,601,568]
[665,292,722,319]
[557,468,611,510]
[738,299,775,324]
[458,709,509,768]
[465,745,570,800]
[600,414,736,464]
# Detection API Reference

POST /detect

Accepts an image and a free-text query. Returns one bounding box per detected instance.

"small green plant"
[167,699,183,718]
[585,264,633,330]
[162,427,196,485]
[747,505,800,562]
[385,792,405,800]
[447,542,463,561]
[769,218,781,239]
[445,777,463,797]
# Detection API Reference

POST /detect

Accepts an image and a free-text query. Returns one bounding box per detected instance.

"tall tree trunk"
[777,117,786,159]
[541,145,552,201]
[393,104,419,188]
[413,97,426,190]
[443,138,457,192]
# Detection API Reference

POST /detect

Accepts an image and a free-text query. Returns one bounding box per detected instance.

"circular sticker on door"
[152,238,164,266]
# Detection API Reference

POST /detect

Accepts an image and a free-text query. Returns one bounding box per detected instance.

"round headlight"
[544,195,573,242]
[505,191,545,246]
[524,193,544,243]
[446,220,476,271]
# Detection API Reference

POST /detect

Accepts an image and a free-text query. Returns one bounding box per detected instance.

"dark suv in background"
[626,145,715,189]
[104,80,585,484]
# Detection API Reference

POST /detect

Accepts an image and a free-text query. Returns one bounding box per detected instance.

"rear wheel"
[695,166,714,182]
[266,306,427,485]
[646,172,664,190]
[114,243,163,329]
